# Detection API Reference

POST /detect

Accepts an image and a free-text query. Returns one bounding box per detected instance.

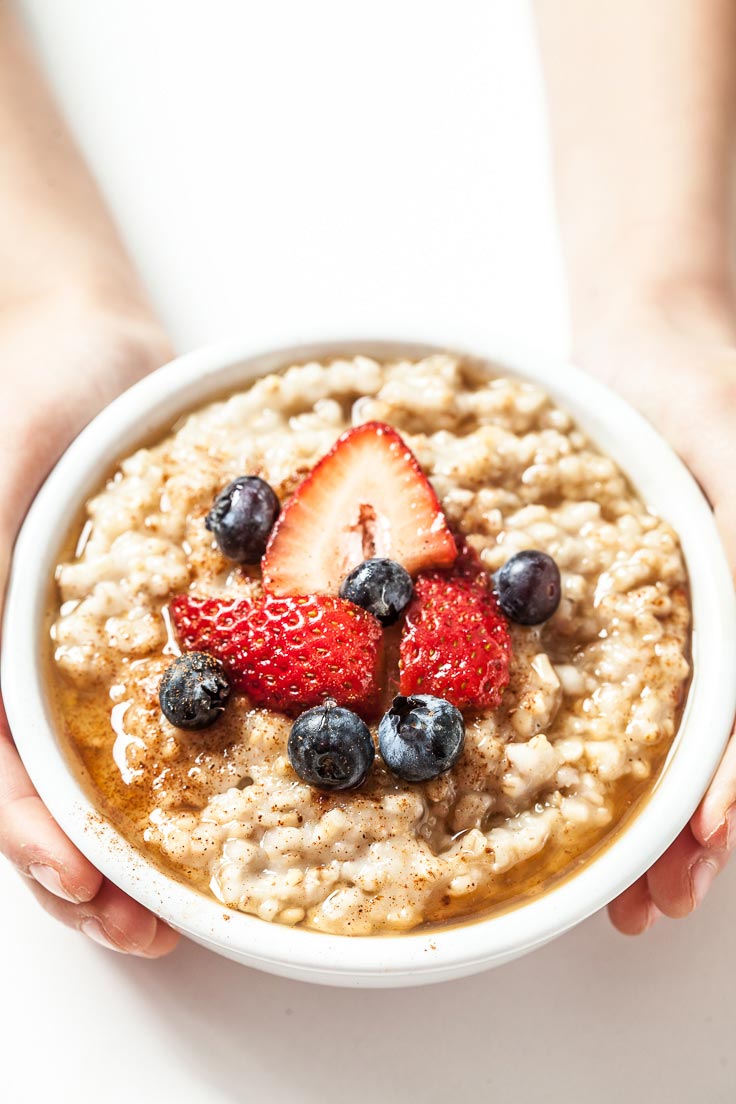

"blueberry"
[205,476,280,563]
[494,550,561,625]
[159,652,231,730]
[378,694,464,782]
[339,558,413,625]
[288,699,375,791]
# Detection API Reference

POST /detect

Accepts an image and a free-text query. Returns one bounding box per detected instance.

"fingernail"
[29,863,81,904]
[705,805,736,850]
[691,858,718,908]
[81,918,125,953]
[725,806,736,850]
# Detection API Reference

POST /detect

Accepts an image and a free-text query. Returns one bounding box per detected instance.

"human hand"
[575,290,736,933]
[0,290,180,956]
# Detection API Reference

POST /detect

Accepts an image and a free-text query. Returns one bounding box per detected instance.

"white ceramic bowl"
[3,338,735,988]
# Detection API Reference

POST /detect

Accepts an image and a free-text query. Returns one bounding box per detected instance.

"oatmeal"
[50,354,690,934]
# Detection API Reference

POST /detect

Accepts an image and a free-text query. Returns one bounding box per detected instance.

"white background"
[3,2,734,1101]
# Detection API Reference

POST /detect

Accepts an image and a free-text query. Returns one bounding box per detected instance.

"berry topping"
[378,694,464,782]
[448,533,488,583]
[339,557,414,625]
[159,652,231,730]
[262,421,456,596]
[170,592,383,717]
[399,553,512,710]
[205,476,280,563]
[288,699,375,791]
[494,550,561,625]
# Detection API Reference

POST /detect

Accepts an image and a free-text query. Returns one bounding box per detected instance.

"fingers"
[27,877,180,958]
[691,726,736,849]
[609,825,731,935]
[608,875,661,935]
[0,711,103,902]
[0,707,178,958]
[645,826,728,918]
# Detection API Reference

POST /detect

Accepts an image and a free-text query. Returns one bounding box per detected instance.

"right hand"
[0,290,180,956]
[574,293,736,934]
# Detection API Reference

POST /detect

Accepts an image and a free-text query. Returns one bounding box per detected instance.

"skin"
[536,0,736,932]
[0,0,734,951]
[0,5,177,955]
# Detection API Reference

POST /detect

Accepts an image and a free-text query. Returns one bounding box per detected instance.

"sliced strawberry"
[261,421,456,596]
[170,592,383,718]
[399,549,512,710]
[447,532,487,585]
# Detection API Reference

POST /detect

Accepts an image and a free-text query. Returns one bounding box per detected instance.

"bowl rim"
[3,335,735,984]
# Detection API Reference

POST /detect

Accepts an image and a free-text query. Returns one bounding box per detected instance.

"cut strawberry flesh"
[262,421,456,596]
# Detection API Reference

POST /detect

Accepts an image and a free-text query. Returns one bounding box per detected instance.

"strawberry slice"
[261,421,456,596]
[170,592,383,718]
[399,545,512,710]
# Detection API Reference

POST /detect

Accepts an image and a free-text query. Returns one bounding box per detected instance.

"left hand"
[576,292,736,933]
[0,288,180,955]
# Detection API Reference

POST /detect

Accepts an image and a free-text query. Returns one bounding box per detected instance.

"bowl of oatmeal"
[2,338,735,987]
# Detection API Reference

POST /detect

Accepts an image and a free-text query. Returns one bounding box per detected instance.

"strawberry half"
[261,421,456,596]
[399,544,512,710]
[171,592,383,717]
